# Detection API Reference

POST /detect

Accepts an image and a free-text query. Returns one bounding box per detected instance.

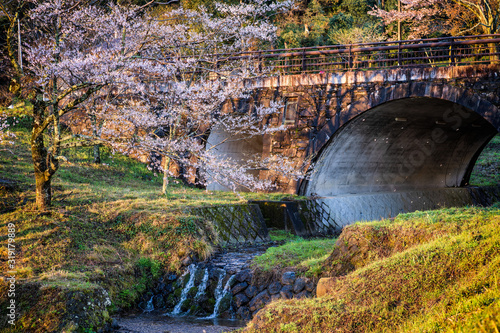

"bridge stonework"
[238,65,500,194]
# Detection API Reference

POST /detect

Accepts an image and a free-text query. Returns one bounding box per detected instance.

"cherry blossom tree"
[370,0,500,39]
[1,0,299,210]
[0,113,15,148]
[369,0,444,39]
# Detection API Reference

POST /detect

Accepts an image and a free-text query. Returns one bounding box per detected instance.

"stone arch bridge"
[207,35,500,225]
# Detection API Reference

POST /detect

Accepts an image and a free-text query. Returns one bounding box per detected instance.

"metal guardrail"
[211,34,500,75]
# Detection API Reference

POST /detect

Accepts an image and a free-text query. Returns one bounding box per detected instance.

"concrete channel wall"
[192,186,500,244]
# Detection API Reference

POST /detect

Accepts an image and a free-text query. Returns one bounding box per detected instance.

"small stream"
[114,313,244,333]
[112,245,270,332]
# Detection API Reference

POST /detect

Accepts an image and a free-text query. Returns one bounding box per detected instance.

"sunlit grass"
[0,125,298,324]
[245,206,500,333]
[252,237,337,276]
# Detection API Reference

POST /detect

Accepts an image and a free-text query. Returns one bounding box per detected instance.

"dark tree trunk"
[31,101,57,210]
[93,144,101,164]
[32,135,52,210]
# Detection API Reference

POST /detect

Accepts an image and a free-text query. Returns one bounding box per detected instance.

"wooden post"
[398,41,402,66]
[348,45,352,69]
[450,38,455,66]
[397,0,401,41]
[302,49,307,72]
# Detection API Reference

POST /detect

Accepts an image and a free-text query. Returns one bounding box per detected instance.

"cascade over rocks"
[136,246,318,321]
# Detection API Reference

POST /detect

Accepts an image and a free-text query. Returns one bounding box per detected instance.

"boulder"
[153,294,165,309]
[316,277,336,297]
[248,290,270,312]
[234,269,252,283]
[236,306,252,320]
[268,281,282,295]
[293,278,306,293]
[234,293,249,307]
[200,296,216,314]
[280,285,293,299]
[245,285,258,298]
[294,290,311,299]
[218,293,232,314]
[232,282,248,295]
[305,279,315,292]
[281,271,296,285]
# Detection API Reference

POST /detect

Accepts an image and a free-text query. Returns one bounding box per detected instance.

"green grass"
[0,128,296,276]
[245,206,500,333]
[252,237,337,277]
[470,134,500,186]
[0,126,295,213]
[0,126,299,332]
[268,229,301,242]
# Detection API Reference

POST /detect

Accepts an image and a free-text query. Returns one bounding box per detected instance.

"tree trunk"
[488,42,498,64]
[90,113,101,164]
[93,144,101,164]
[31,100,57,210]
[35,171,51,210]
[32,135,53,210]
[162,156,171,195]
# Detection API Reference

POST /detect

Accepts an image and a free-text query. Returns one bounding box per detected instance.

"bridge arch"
[302,81,499,197]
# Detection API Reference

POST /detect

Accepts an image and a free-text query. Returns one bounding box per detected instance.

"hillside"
[0,126,292,332]
[245,206,500,332]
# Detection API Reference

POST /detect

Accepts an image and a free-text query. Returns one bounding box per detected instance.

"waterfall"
[171,264,197,315]
[143,296,154,313]
[194,268,209,301]
[202,273,235,319]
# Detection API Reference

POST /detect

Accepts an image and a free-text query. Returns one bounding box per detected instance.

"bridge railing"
[213,34,500,75]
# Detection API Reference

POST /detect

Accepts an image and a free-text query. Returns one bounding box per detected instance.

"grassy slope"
[0,127,294,332]
[470,134,500,186]
[251,237,337,277]
[245,206,500,333]
[0,129,289,274]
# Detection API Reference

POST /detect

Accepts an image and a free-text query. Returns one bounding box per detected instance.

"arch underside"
[305,97,498,197]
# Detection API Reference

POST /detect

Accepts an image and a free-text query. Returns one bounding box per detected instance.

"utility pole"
[397,0,401,41]
[18,18,23,73]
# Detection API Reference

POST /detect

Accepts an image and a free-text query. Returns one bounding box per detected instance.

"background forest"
[2,0,499,106]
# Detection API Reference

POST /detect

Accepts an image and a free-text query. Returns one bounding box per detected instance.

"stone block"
[236,306,252,320]
[248,290,270,312]
[234,293,249,308]
[281,271,296,285]
[280,285,293,299]
[294,290,311,299]
[268,281,282,295]
[270,294,281,302]
[293,278,306,293]
[232,282,248,295]
[234,269,252,283]
[245,285,258,298]
[305,279,315,292]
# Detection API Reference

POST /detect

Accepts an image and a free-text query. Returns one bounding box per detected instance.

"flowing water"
[113,246,269,332]
[171,264,197,315]
[143,296,154,313]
